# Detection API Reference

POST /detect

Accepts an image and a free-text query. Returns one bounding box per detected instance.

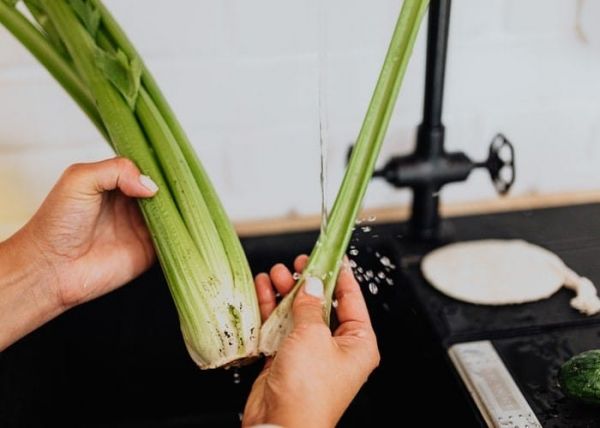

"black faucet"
[368,0,516,240]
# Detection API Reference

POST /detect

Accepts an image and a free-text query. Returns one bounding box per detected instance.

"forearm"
[0,233,62,350]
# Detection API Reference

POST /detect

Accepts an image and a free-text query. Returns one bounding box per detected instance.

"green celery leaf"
[68,0,100,37]
[94,47,141,108]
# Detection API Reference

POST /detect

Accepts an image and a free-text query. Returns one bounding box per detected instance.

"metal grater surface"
[449,341,541,428]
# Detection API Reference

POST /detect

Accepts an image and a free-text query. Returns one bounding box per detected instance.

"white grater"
[448,340,542,428]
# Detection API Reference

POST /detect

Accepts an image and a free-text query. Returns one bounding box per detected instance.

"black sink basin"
[0,223,474,427]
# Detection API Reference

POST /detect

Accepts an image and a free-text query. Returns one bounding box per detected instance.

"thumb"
[292,277,327,326]
[61,157,158,199]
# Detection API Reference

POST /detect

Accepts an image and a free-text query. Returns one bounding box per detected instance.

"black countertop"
[2,203,600,426]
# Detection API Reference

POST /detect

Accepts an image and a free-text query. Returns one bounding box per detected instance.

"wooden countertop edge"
[234,190,600,237]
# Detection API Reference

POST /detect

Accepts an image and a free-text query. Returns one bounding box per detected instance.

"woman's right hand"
[244,255,380,428]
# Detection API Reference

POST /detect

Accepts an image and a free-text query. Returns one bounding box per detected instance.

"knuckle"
[295,300,323,314]
[61,163,86,182]
[114,156,135,171]
[64,162,84,176]
[294,320,326,336]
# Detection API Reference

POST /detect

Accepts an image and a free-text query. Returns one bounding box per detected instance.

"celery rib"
[259,0,429,354]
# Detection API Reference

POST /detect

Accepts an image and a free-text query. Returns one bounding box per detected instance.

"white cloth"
[421,239,600,315]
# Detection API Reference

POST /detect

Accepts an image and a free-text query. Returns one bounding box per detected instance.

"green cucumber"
[559,350,600,405]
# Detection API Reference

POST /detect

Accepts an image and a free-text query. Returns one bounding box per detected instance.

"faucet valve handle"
[484,133,515,195]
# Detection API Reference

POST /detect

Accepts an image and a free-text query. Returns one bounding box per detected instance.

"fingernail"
[304,277,324,299]
[139,174,159,193]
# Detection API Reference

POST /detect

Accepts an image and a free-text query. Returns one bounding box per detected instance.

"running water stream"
[317,0,329,235]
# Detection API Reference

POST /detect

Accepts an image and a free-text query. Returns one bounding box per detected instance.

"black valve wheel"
[486,133,516,195]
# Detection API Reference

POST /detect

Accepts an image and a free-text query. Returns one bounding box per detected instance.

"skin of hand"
[244,255,380,428]
[0,157,157,350]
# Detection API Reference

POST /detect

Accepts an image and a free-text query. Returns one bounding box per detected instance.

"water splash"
[368,282,379,295]
[379,256,396,270]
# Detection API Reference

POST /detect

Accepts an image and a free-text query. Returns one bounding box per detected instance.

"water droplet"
[361,226,372,233]
[349,259,357,268]
[375,251,381,258]
[332,299,338,308]
[349,248,359,256]
[357,266,364,273]
[233,370,241,384]
[367,215,377,222]
[355,218,363,225]
[386,278,394,286]
[355,274,364,282]
[377,271,386,279]
[379,256,396,269]
[368,282,379,295]
[365,270,374,279]
[292,272,301,280]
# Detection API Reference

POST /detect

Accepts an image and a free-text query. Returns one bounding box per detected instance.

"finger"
[270,263,295,296]
[292,277,327,326]
[255,273,276,322]
[61,157,158,199]
[334,258,372,326]
[293,254,309,273]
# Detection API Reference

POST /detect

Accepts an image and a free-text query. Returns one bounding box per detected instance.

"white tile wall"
[1,0,600,239]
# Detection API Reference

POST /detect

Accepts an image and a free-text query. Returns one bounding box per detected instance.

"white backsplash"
[1,0,599,239]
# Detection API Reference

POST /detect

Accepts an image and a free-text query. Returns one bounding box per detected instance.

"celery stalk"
[259,0,429,354]
[90,4,259,348]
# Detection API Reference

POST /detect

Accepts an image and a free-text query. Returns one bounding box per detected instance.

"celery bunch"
[0,0,260,369]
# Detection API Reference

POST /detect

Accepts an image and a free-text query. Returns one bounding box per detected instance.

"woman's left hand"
[0,157,157,349]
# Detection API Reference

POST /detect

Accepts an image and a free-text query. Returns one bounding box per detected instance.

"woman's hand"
[244,255,380,428]
[0,157,157,350]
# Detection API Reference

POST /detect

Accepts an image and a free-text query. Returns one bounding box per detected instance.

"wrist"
[0,231,64,350]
